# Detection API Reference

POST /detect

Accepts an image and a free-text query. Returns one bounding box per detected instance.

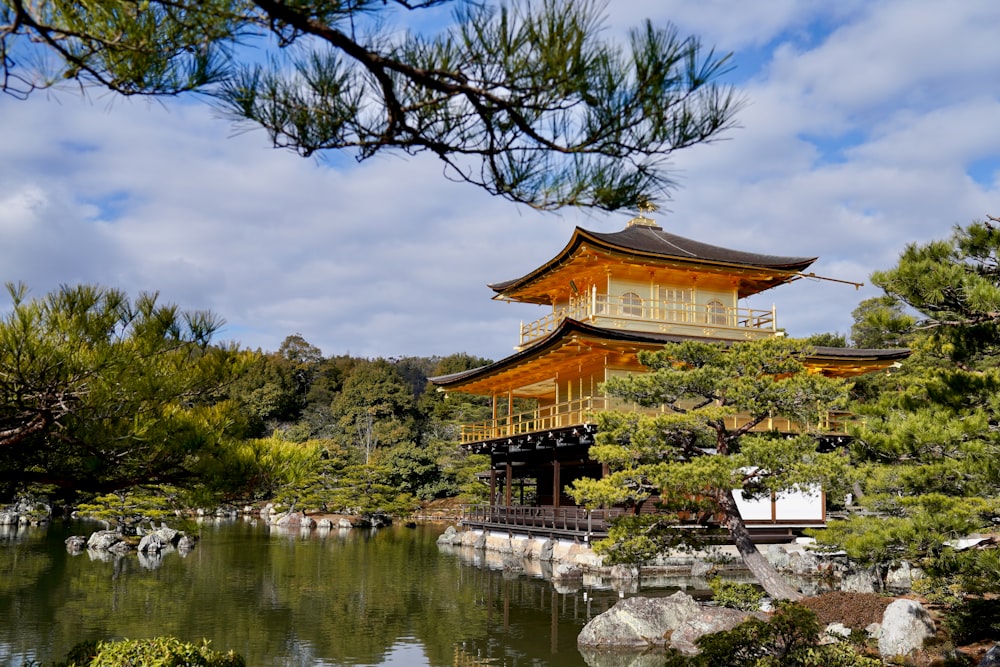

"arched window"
[621,292,643,317]
[707,299,727,325]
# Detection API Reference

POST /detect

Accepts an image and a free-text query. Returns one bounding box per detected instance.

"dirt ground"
[799,590,893,629]
[799,591,997,666]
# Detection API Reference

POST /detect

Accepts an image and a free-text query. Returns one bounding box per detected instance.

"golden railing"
[460,397,611,443]
[459,397,853,444]
[519,294,776,347]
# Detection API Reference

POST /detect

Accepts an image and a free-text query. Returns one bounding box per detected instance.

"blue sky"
[1,1,998,361]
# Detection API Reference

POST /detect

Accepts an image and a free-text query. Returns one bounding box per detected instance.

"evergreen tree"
[330,358,416,462]
[0,283,244,501]
[871,217,1000,360]
[1,0,741,210]
[568,337,851,600]
[804,332,847,348]
[812,219,1000,592]
[226,350,303,436]
[849,296,915,350]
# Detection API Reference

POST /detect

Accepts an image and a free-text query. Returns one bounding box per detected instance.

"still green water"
[0,520,656,666]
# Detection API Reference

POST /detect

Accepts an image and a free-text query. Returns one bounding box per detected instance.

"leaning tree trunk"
[716,489,803,601]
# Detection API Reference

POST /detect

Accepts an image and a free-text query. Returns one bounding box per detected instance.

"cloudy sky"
[2,1,998,362]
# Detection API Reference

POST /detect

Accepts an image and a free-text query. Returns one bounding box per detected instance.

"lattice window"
[621,292,643,317]
[659,287,692,322]
[707,299,728,325]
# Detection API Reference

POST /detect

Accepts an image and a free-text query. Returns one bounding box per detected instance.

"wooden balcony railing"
[461,504,627,538]
[460,396,854,444]
[519,292,776,347]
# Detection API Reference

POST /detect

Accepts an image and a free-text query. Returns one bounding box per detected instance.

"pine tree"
[812,219,1000,592]
[568,337,851,600]
[1,0,741,210]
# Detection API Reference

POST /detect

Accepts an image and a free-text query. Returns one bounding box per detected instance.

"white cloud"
[1,1,998,360]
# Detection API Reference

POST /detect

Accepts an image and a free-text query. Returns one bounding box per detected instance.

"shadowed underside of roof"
[429,319,910,392]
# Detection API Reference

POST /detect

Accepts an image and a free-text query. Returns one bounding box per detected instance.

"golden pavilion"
[431,210,908,539]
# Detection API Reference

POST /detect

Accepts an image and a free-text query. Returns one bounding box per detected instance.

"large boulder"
[87,530,123,551]
[690,560,713,577]
[108,540,132,555]
[138,533,167,554]
[787,550,820,576]
[155,526,181,545]
[841,566,881,593]
[274,510,303,526]
[878,598,935,659]
[578,592,701,648]
[436,525,458,544]
[552,563,583,581]
[885,561,922,592]
[609,564,639,580]
[669,606,768,656]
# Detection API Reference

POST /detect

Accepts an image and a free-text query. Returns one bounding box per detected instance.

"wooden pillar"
[507,389,514,435]
[553,460,561,509]
[505,463,512,507]
[489,469,497,507]
[492,394,498,438]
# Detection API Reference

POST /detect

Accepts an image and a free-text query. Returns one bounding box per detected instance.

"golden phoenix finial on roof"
[628,199,659,228]
[637,199,657,216]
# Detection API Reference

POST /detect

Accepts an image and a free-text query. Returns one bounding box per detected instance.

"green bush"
[663,602,881,667]
[51,637,244,667]
[942,597,1000,645]
[708,577,765,611]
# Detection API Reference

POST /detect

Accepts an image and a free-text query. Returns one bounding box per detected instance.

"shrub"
[708,577,765,611]
[51,637,244,667]
[664,602,881,667]
[941,597,1000,645]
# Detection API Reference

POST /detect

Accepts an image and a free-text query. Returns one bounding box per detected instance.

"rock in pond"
[138,533,167,554]
[65,535,87,552]
[87,530,123,551]
[177,535,197,551]
[578,592,768,657]
[577,592,700,649]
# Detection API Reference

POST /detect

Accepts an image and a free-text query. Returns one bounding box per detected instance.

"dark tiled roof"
[428,319,909,387]
[809,345,911,361]
[589,224,817,269]
[489,224,817,293]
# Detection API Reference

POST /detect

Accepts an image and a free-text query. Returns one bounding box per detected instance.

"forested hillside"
[0,284,493,516]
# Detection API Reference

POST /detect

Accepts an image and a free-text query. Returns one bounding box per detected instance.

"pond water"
[0,519,699,666]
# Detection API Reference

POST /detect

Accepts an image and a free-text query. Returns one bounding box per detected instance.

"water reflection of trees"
[0,521,490,666]
[0,520,687,667]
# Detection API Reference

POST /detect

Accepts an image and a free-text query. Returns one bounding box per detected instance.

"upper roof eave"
[488,225,818,296]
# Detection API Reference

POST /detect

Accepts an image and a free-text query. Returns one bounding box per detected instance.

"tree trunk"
[717,490,803,601]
